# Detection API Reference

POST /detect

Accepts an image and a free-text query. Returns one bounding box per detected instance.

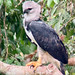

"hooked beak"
[23,9,30,14]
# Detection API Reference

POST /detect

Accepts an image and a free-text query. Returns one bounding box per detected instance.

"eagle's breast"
[25,25,37,44]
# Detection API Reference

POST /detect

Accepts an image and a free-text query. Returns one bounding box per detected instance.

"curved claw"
[30,65,34,68]
[26,57,42,71]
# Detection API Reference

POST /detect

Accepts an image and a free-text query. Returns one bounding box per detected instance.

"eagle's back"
[26,20,68,64]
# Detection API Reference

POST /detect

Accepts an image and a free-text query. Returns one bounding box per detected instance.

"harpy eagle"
[22,1,68,72]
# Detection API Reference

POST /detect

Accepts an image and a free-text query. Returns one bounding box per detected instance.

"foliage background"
[0,0,75,75]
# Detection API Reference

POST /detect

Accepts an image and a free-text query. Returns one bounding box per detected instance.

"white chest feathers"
[24,26,37,44]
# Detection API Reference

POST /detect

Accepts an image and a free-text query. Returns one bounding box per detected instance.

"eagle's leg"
[26,57,41,70]
[26,46,42,71]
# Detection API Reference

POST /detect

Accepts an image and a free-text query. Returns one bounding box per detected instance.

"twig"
[0,25,1,55]
[59,17,75,31]
[3,6,8,59]
[15,0,25,8]
[24,50,37,59]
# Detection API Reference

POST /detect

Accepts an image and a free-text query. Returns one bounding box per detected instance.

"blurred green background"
[0,0,75,75]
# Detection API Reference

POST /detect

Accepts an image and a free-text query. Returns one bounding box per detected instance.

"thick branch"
[0,57,75,75]
[0,61,63,75]
[68,57,75,66]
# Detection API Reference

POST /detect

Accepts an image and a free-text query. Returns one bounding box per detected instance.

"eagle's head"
[22,1,41,22]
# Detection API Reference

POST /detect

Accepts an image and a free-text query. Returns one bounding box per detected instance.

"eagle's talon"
[26,61,41,71]
[30,65,34,69]
[26,57,42,71]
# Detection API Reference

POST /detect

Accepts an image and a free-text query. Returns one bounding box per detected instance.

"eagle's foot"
[26,57,42,71]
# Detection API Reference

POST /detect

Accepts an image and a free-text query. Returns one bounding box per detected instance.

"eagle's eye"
[28,8,32,10]
[23,8,32,14]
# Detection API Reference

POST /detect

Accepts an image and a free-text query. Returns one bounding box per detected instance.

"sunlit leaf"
[47,0,53,7]
[53,0,59,4]
[5,0,12,9]
[4,58,14,64]
[72,19,75,25]
[50,1,55,8]
[0,0,3,5]
[51,6,57,16]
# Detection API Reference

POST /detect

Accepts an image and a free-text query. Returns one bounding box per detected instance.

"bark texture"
[68,57,75,66]
[0,61,63,75]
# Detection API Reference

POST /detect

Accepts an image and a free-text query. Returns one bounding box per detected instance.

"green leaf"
[4,58,14,64]
[53,0,59,4]
[14,60,21,65]
[51,6,57,16]
[54,16,62,32]
[47,0,53,7]
[5,0,12,9]
[54,21,60,32]
[0,0,3,5]
[16,56,24,61]
[72,73,75,75]
[65,70,69,75]
[50,1,55,8]
[16,48,21,53]
[73,19,75,25]
[7,30,13,36]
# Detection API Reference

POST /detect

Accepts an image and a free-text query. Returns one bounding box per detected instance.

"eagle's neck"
[25,18,41,26]
[23,18,41,32]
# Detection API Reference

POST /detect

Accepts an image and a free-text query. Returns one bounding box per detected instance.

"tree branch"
[0,61,63,75]
[0,54,75,75]
[68,57,75,66]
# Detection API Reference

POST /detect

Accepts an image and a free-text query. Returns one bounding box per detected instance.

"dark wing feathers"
[29,21,68,64]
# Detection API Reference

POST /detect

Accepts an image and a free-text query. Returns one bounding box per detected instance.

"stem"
[3,6,8,59]
[59,17,75,32]
[0,26,1,55]
[15,0,26,7]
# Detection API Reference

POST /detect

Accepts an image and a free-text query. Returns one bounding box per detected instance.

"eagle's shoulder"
[30,20,46,28]
[29,20,56,34]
